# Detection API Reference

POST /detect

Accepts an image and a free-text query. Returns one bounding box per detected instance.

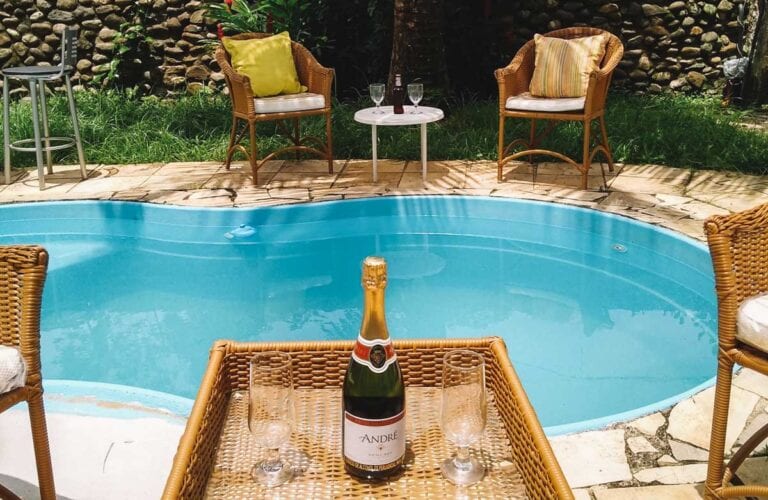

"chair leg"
[225,115,237,170]
[3,75,10,185]
[64,75,87,180]
[37,80,53,174]
[28,80,46,190]
[248,121,258,186]
[581,119,591,190]
[705,355,735,499]
[599,114,615,173]
[27,393,56,500]
[325,111,333,174]
[528,119,536,166]
[497,114,505,182]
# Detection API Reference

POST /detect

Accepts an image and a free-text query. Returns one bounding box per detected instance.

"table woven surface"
[205,386,527,499]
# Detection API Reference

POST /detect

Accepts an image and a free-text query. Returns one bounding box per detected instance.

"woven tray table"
[162,337,573,499]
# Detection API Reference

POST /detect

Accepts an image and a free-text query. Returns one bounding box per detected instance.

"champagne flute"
[369,83,385,114]
[249,351,295,487]
[407,83,423,113]
[440,350,487,486]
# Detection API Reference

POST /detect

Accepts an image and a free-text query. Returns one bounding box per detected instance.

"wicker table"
[353,106,444,182]
[163,337,573,499]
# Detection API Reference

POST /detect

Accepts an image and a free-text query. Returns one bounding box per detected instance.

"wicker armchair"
[0,246,55,500]
[215,33,334,185]
[495,27,624,190]
[704,203,768,499]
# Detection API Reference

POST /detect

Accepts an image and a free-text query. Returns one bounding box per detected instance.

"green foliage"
[96,3,159,92]
[205,0,267,35]
[2,91,767,175]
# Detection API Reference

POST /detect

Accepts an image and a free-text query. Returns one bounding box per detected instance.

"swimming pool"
[0,197,716,434]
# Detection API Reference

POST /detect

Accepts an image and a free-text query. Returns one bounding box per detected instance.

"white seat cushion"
[737,293,768,353]
[253,92,325,114]
[0,345,26,394]
[505,92,585,113]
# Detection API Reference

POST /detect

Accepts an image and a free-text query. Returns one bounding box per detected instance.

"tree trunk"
[388,0,449,96]
[743,0,768,104]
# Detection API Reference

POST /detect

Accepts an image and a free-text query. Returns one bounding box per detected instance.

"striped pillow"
[529,34,609,98]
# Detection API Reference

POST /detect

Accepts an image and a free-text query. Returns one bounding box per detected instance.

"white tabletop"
[354,106,444,126]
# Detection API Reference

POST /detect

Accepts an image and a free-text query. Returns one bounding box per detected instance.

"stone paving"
[3,158,768,499]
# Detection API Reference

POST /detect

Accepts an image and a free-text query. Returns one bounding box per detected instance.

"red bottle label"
[352,336,397,373]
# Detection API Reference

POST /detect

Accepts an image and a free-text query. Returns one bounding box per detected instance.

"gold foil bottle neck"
[362,256,387,289]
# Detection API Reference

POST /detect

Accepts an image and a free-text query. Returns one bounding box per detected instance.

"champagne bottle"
[392,74,405,115]
[342,256,406,479]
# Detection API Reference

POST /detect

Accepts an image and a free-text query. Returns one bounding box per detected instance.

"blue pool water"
[0,197,717,433]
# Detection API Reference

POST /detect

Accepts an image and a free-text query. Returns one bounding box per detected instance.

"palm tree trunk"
[388,0,449,95]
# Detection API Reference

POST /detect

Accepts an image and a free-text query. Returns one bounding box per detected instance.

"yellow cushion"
[529,33,609,98]
[222,32,305,98]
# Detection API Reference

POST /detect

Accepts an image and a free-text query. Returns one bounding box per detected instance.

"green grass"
[3,90,768,174]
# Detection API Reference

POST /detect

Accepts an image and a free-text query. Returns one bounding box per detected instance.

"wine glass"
[440,350,487,486]
[407,83,423,113]
[369,83,385,114]
[249,351,295,487]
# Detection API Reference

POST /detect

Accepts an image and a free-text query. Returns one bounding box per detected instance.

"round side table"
[353,106,444,182]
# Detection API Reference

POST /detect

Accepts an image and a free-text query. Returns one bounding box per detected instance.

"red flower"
[224,0,232,5]
[217,23,224,40]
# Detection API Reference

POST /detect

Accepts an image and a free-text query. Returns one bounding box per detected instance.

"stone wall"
[0,0,748,95]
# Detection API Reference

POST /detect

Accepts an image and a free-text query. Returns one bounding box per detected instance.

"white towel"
[0,345,26,394]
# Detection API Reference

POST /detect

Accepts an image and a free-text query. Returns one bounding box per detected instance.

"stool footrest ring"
[9,137,76,153]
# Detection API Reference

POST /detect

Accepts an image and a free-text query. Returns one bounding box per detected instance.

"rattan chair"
[495,27,624,190]
[215,33,334,185]
[0,246,55,500]
[704,202,768,499]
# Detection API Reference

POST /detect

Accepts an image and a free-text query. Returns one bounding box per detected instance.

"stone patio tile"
[266,172,336,189]
[733,412,768,454]
[675,200,730,220]
[633,463,707,484]
[68,175,148,194]
[627,413,666,436]
[97,163,163,177]
[404,160,469,174]
[226,160,285,174]
[0,176,76,199]
[467,169,503,187]
[203,172,271,190]
[736,456,768,483]
[657,218,706,240]
[154,161,224,175]
[450,187,495,196]
[692,192,768,212]
[142,190,190,204]
[267,187,311,200]
[279,159,346,174]
[549,429,632,488]
[573,488,592,500]
[110,190,149,201]
[140,174,215,191]
[343,159,407,174]
[548,187,609,202]
[399,172,465,189]
[734,369,768,400]
[333,172,401,189]
[593,484,705,499]
[686,170,768,196]
[174,190,234,207]
[599,192,659,209]
[655,193,695,207]
[657,454,678,466]
[609,166,691,195]
[669,440,709,462]
[667,385,759,451]
[628,436,658,454]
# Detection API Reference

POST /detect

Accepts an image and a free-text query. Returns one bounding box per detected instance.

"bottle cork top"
[362,256,387,289]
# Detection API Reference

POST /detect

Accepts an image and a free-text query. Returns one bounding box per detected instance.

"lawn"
[4,90,768,175]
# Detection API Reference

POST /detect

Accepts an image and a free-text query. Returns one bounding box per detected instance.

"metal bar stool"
[2,27,86,189]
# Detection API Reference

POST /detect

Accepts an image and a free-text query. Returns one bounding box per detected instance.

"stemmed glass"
[369,83,385,114]
[249,351,295,487]
[440,350,487,486]
[407,83,423,113]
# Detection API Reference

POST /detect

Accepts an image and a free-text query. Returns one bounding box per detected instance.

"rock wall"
[0,0,747,95]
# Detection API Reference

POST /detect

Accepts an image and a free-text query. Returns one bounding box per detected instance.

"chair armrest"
[215,45,256,116]
[305,60,334,103]
[495,40,535,109]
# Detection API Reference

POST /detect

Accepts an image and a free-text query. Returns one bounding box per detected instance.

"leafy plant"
[205,0,267,35]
